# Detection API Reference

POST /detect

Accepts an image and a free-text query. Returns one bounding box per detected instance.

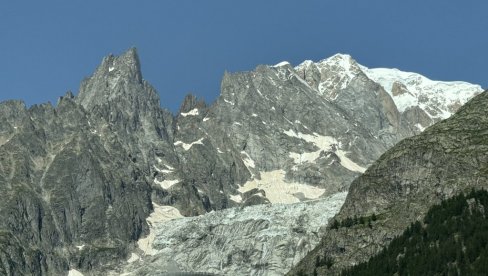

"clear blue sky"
[1,1,486,113]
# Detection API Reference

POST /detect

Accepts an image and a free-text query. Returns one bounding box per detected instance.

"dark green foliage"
[330,219,339,230]
[316,254,334,269]
[330,213,378,230]
[342,189,488,275]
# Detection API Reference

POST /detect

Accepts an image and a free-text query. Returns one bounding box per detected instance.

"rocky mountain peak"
[101,47,142,83]
[0,49,484,275]
[76,47,150,111]
[294,53,364,99]
[178,94,207,114]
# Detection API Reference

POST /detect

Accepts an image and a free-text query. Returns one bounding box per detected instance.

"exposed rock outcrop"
[288,89,488,275]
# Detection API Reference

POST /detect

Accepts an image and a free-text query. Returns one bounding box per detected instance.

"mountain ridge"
[288,88,488,275]
[0,48,483,275]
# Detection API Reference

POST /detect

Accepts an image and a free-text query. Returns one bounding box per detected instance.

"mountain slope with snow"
[0,48,482,275]
[361,66,482,119]
[295,54,483,122]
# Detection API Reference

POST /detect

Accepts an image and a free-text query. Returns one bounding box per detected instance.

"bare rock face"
[288,90,488,275]
[0,48,482,275]
[391,81,410,96]
[0,96,152,275]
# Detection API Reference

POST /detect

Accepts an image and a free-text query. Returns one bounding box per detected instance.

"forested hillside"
[342,189,488,275]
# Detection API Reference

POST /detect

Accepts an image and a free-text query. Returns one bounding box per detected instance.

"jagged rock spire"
[178,94,207,114]
[76,47,147,111]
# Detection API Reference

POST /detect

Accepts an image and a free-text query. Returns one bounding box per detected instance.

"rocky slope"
[342,190,488,275]
[0,48,482,275]
[288,89,488,275]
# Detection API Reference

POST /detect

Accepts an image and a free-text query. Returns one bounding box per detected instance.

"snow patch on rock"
[68,269,84,276]
[127,253,140,263]
[360,66,483,118]
[153,165,173,174]
[238,170,325,204]
[284,129,366,173]
[154,178,180,190]
[229,194,242,203]
[180,108,199,117]
[223,98,235,106]
[273,61,291,67]
[137,203,183,256]
[174,138,205,150]
[240,151,256,169]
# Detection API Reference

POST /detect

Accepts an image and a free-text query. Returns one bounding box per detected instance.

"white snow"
[174,138,205,150]
[0,137,11,147]
[68,269,84,276]
[291,71,316,91]
[153,165,173,174]
[127,253,140,263]
[256,89,263,96]
[223,98,235,106]
[294,54,482,118]
[335,151,366,173]
[295,54,361,96]
[180,108,199,117]
[154,178,180,190]
[238,170,325,204]
[284,129,366,173]
[240,151,256,169]
[75,244,85,250]
[273,61,291,67]
[415,123,425,132]
[108,66,115,72]
[360,66,483,118]
[137,202,183,256]
[229,194,242,203]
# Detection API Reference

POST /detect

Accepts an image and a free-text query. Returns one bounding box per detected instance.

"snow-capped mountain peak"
[359,66,483,119]
[294,53,363,98]
[295,54,483,120]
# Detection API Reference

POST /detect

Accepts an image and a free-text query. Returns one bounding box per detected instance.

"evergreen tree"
[342,190,488,275]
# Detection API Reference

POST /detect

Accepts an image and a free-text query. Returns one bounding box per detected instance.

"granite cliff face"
[0,48,482,275]
[288,89,488,275]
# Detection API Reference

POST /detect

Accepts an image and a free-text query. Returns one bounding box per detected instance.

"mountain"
[288,89,488,275]
[0,48,482,275]
[295,54,481,130]
[342,189,488,275]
